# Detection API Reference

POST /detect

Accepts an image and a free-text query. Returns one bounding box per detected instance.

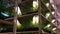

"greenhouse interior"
[0,0,60,34]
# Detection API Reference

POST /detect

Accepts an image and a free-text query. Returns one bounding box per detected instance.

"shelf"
[0,31,38,34]
[17,31,38,33]
[0,19,13,25]
[4,11,38,20]
[0,30,49,34]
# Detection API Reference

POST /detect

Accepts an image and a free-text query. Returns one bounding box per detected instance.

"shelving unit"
[0,0,56,34]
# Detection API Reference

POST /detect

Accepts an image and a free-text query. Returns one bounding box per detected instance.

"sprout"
[46,13,50,18]
[52,11,55,14]
[52,28,56,31]
[33,0,38,10]
[46,3,49,7]
[17,20,21,28]
[15,6,22,16]
[32,15,39,24]
[51,19,55,23]
[44,24,51,29]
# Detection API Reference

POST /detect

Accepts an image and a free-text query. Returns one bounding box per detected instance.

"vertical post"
[38,0,42,34]
[13,6,17,34]
[13,0,18,34]
[13,8,17,34]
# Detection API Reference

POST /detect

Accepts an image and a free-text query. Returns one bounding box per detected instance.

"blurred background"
[0,0,56,34]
